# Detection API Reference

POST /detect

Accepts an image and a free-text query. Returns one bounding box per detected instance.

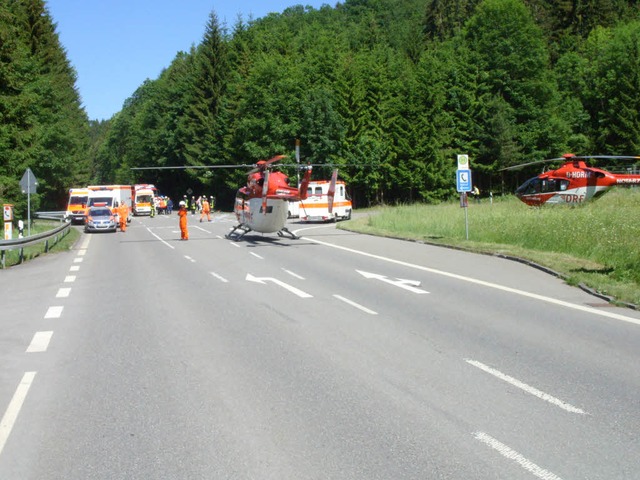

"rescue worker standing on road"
[118,201,128,232]
[200,197,211,222]
[178,200,189,240]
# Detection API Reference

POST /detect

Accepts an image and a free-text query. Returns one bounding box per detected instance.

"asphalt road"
[1,211,639,479]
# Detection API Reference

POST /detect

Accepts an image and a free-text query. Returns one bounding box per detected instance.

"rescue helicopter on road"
[503,153,640,206]
[228,155,316,240]
[132,155,341,240]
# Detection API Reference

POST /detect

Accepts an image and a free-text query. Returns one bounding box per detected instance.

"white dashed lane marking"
[56,288,71,298]
[26,331,53,353]
[44,306,63,319]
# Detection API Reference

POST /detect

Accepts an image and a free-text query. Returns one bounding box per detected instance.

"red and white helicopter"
[229,155,341,240]
[131,154,342,240]
[505,153,640,206]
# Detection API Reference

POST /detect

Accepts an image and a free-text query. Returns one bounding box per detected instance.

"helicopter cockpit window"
[314,187,322,195]
[516,177,541,195]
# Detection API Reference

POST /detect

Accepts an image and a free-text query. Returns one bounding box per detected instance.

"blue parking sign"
[456,169,472,192]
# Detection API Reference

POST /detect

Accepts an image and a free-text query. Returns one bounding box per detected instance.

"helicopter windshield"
[516,177,569,195]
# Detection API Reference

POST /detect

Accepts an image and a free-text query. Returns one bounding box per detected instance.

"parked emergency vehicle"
[132,184,157,215]
[299,180,352,222]
[87,185,132,223]
[65,188,90,224]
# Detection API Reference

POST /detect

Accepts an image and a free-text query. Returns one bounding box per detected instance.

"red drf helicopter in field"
[229,155,341,240]
[505,153,640,206]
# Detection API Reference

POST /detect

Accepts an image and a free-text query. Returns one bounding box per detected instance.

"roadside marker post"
[456,155,472,240]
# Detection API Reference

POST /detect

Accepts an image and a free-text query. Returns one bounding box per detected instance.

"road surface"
[1,212,639,479]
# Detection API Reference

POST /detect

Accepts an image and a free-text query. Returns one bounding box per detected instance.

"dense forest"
[2,0,640,213]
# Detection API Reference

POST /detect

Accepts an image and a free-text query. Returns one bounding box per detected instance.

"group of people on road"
[112,192,213,241]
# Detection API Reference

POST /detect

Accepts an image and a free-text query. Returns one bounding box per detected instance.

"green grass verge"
[2,221,81,268]
[340,189,640,308]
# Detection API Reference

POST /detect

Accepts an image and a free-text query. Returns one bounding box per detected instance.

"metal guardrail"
[0,212,71,268]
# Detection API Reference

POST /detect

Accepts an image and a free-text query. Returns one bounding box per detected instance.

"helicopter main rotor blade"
[131,165,255,170]
[501,154,640,171]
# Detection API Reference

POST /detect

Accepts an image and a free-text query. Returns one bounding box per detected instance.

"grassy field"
[340,188,640,308]
[1,221,80,268]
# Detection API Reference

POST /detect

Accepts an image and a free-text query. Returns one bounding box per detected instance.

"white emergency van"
[87,185,132,223]
[299,180,352,222]
[132,184,157,215]
[65,188,90,224]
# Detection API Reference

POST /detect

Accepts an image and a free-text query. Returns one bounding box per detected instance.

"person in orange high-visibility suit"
[178,201,189,240]
[199,197,211,222]
[118,201,128,232]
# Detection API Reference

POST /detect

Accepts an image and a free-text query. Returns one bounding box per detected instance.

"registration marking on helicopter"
[246,273,313,298]
[295,227,640,326]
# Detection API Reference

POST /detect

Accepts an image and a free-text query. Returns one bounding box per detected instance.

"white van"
[299,180,352,222]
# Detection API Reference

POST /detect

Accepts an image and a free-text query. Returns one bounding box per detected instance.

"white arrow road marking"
[356,270,429,294]
[246,273,313,298]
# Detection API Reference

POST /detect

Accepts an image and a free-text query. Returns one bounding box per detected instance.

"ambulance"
[132,184,157,215]
[65,188,90,224]
[299,180,352,222]
[87,185,133,223]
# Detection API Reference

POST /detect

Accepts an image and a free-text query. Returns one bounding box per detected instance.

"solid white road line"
[44,306,63,319]
[333,294,378,315]
[465,359,587,415]
[282,268,305,280]
[26,331,53,353]
[298,233,640,326]
[145,227,175,249]
[210,272,229,283]
[56,288,71,298]
[0,372,37,457]
[474,432,564,480]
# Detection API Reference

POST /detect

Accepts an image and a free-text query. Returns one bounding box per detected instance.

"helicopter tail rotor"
[327,169,338,214]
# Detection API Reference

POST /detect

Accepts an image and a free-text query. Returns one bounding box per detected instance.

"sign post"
[20,168,38,237]
[456,155,472,240]
[3,204,13,240]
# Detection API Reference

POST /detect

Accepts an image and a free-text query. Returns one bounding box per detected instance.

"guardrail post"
[19,247,24,264]
[1,250,4,269]
[45,239,49,252]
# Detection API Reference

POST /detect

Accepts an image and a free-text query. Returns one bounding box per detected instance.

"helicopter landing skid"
[226,223,251,241]
[277,227,298,239]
